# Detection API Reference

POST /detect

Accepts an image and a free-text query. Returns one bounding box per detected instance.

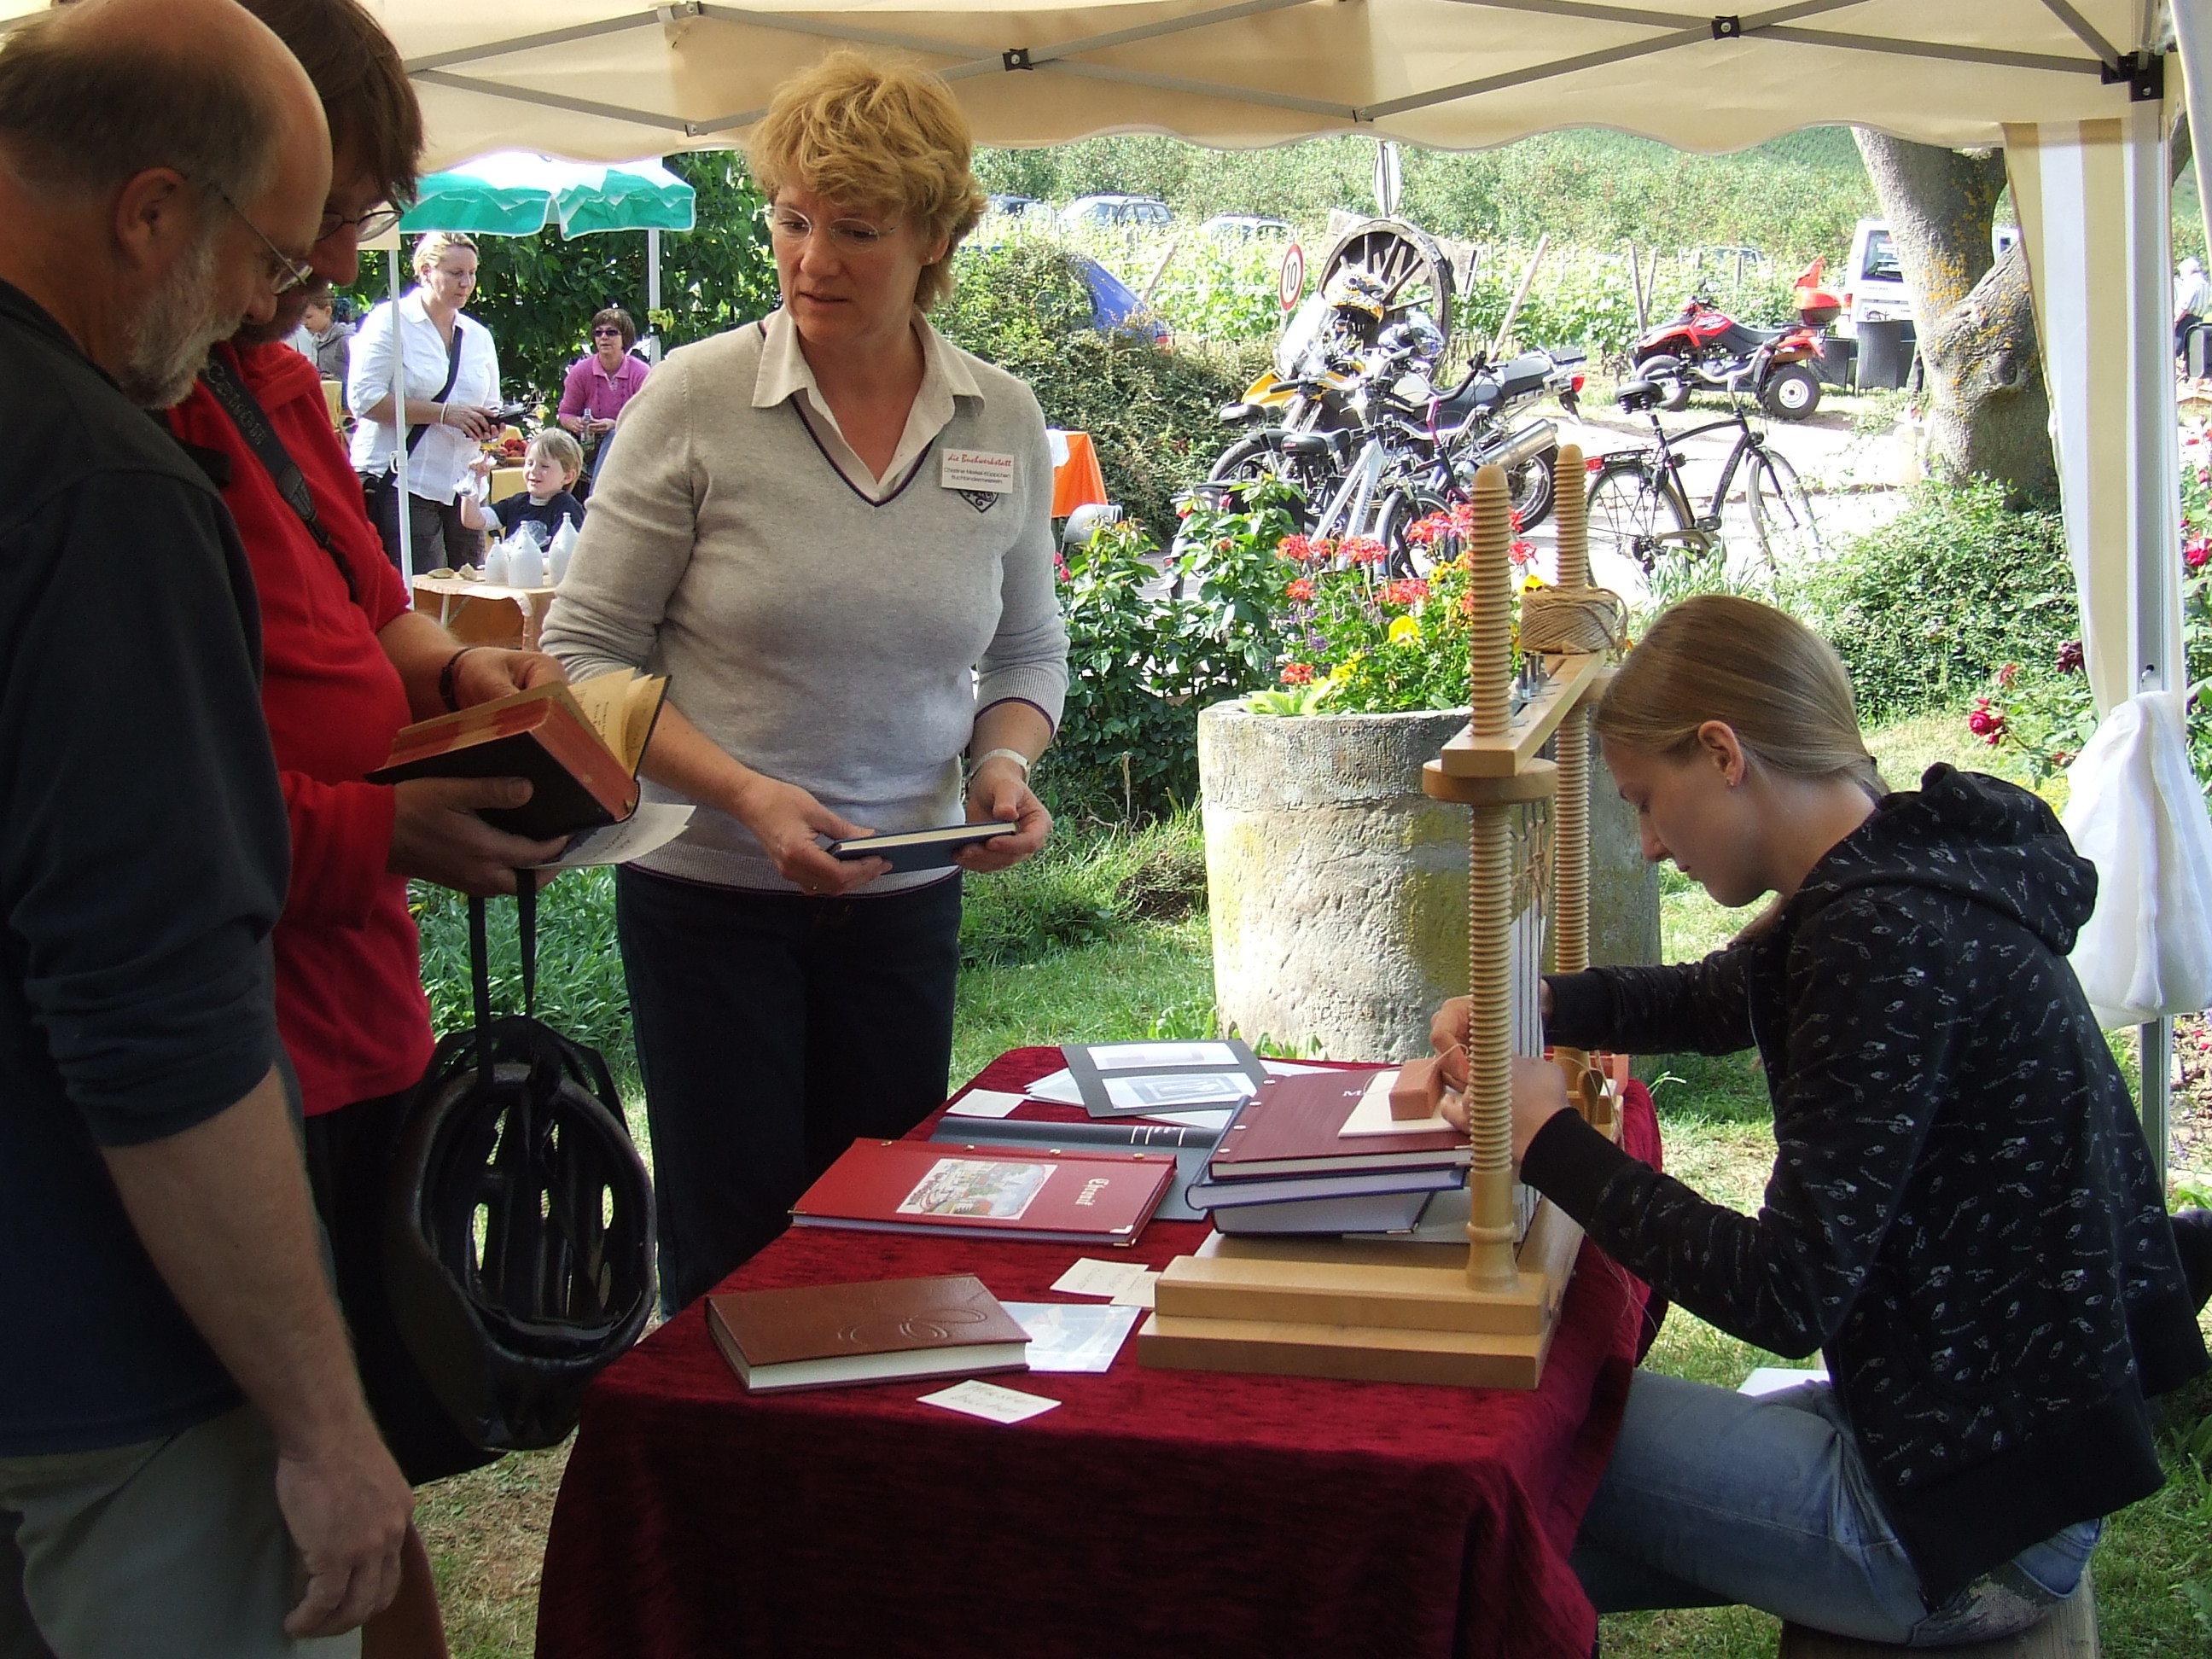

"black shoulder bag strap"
[405,319,467,458]
[467,880,538,1086]
[198,354,360,605]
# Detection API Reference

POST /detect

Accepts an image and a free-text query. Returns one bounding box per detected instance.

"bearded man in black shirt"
[0,2,412,1654]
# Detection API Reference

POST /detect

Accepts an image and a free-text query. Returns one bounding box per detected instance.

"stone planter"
[1199,698,1657,1062]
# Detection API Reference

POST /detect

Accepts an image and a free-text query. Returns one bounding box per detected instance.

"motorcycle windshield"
[1274,294,1329,381]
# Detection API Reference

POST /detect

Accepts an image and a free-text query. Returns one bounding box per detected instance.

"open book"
[368,668,668,841]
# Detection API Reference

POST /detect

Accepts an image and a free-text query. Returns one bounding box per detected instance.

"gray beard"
[117,230,232,408]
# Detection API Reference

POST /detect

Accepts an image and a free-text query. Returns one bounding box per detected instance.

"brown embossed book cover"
[705,1273,1031,1393]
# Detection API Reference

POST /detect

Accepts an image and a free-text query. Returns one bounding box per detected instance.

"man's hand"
[731,773,888,896]
[451,647,565,708]
[954,758,1051,873]
[276,1427,414,1639]
[388,777,568,894]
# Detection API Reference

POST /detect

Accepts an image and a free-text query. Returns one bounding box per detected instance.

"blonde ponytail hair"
[1595,594,1889,800]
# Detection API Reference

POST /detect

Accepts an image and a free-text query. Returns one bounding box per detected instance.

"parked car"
[1060,193,1173,230]
[1199,213,1294,238]
[986,192,1042,218]
[1839,217,2020,335]
[1070,253,1171,346]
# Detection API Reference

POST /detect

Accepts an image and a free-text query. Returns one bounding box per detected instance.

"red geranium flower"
[1380,578,1430,605]
[1286,577,1316,602]
[1342,536,1388,567]
[1278,533,1315,563]
[1280,662,1316,685]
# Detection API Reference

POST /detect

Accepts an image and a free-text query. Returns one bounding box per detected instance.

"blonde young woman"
[347,229,503,569]
[1432,594,2209,1647]
[544,53,1068,1312]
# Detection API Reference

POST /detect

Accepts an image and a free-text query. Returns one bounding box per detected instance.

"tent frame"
[403,0,2159,145]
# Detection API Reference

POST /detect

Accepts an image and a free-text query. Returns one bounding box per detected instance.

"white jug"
[505,533,545,590]
[546,517,579,585]
[481,538,511,585]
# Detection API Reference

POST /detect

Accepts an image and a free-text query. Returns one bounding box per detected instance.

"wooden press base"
[1136,1195,1586,1390]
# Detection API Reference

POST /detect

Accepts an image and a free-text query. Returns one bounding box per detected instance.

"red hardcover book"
[791,1139,1174,1246]
[1208,1070,1472,1180]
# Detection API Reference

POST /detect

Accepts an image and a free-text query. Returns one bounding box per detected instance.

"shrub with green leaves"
[937,241,1266,542]
[1790,480,2075,724]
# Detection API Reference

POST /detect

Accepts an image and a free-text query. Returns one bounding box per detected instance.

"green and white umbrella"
[399,152,696,238]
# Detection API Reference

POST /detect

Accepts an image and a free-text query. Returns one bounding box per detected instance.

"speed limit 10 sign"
[1278,242,1305,312]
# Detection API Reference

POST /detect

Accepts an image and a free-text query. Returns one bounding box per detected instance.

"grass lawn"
[413,719,2212,1656]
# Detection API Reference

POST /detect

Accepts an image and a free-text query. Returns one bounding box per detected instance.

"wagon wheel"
[1319,218,1455,348]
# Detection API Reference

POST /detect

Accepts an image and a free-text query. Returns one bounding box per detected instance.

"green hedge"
[1790,480,2075,724]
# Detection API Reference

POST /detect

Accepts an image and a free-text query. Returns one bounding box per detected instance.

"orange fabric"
[1049,430,1107,517]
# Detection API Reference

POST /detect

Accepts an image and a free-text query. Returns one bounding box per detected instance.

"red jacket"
[167,342,432,1115]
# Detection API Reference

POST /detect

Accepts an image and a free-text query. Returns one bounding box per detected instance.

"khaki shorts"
[0,1405,357,1659]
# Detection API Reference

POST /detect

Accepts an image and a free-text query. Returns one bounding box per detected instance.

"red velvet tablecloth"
[535,1048,1659,1659]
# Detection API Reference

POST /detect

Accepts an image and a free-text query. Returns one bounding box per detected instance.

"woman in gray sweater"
[543,53,1068,1311]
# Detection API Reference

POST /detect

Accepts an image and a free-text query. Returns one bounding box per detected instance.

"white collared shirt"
[345,290,502,504]
[750,306,977,501]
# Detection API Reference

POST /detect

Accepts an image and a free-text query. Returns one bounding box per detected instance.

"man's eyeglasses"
[317,201,405,243]
[199,178,317,296]
[760,203,894,253]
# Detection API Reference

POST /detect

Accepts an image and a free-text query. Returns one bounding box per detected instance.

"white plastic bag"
[2062,690,2212,1027]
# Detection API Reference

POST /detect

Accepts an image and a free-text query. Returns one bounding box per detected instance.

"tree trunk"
[1853,130,2056,504]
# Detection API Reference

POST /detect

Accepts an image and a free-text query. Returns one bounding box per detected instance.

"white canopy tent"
[3,0,2199,1165]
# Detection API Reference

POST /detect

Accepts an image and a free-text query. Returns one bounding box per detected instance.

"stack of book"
[1185,1069,1472,1236]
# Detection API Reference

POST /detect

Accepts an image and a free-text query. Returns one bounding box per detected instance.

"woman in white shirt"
[347,230,503,571]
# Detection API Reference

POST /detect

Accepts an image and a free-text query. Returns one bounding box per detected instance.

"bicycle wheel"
[1745,447,1821,572]
[1586,460,1695,574]
[1505,444,1557,529]
[1377,483,1452,578]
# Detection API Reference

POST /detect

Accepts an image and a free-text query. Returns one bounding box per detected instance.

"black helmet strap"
[467,876,540,1086]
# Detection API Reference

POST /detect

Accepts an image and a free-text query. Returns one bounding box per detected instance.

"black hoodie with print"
[1529,765,2208,1604]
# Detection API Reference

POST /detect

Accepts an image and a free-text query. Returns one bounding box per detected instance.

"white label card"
[918,1379,1061,1423]
[1051,1257,1150,1299]
[943,1088,1027,1120]
[940,449,1016,493]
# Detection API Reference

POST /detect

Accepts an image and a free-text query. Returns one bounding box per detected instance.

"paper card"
[919,1379,1060,1423]
[1051,1257,1150,1299]
[940,449,1016,493]
[1001,1301,1142,1373]
[1262,1058,1341,1074]
[1024,1068,1083,1106]
[1738,1365,1829,1398]
[532,802,696,869]
[1339,1068,1455,1137]
[1108,1270,1161,1310]
[943,1088,1027,1119]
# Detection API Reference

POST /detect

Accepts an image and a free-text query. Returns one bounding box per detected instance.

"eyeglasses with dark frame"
[199,178,317,296]
[317,201,405,243]
[591,325,626,338]
[758,202,896,253]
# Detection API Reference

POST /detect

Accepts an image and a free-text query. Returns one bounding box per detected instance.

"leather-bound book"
[792,1138,1174,1246]
[367,668,667,840]
[1208,1071,1471,1181]
[705,1274,1030,1392]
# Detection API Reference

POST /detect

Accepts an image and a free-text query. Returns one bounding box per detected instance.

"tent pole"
[391,247,414,594]
[647,227,662,364]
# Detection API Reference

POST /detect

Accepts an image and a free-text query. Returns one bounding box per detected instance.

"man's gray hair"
[0,9,281,205]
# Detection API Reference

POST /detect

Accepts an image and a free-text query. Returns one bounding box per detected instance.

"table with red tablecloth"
[534,1048,1660,1659]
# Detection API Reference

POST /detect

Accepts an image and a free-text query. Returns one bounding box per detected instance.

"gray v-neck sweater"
[541,318,1068,893]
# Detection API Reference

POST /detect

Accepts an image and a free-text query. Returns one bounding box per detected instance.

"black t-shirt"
[491,490,584,541]
[0,279,290,1454]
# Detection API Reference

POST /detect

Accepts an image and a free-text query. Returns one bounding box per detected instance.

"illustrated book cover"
[791,1138,1175,1246]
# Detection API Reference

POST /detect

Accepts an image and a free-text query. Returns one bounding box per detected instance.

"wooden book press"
[1138,445,1621,1390]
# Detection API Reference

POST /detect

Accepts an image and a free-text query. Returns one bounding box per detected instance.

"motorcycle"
[1630,259,1842,422]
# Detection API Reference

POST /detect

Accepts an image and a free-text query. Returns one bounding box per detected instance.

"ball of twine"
[1520,585,1627,655]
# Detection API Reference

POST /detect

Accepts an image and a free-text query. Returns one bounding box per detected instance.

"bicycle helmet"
[386,1011,655,1451]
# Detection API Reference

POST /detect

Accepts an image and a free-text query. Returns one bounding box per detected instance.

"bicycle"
[1583,370,1821,576]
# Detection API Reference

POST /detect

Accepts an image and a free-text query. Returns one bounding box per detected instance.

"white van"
[1840,218,2021,335]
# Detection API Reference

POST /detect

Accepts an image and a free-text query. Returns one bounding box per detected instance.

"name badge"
[940,449,1015,494]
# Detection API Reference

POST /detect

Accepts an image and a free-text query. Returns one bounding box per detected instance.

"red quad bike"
[1631,259,1843,422]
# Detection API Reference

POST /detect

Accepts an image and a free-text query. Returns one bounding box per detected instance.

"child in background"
[463,428,586,542]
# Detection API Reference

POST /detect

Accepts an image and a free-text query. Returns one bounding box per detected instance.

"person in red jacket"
[163,3,567,1655]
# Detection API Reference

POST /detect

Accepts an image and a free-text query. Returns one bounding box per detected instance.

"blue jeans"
[1572,1371,2098,1646]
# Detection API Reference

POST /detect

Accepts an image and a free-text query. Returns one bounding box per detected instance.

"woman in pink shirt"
[556,306,652,490]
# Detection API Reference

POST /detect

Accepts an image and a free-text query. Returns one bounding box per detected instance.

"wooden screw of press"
[1463,462,1521,1289]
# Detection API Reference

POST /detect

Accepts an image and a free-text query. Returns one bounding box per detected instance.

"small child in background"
[463,428,586,542]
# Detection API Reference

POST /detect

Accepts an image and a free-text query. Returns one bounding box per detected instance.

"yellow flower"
[1388,614,1421,645]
